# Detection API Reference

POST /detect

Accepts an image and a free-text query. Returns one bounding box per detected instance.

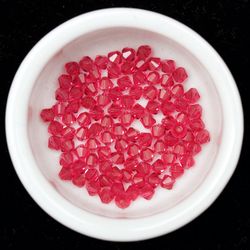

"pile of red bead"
[40,45,210,209]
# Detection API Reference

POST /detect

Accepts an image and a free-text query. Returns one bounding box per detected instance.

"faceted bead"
[62,113,76,126]
[136,162,151,175]
[140,184,155,200]
[161,74,174,88]
[126,185,139,201]
[121,95,135,108]
[97,94,110,106]
[106,167,123,183]
[161,175,175,189]
[117,76,133,90]
[170,163,184,178]
[107,62,120,78]
[86,138,100,150]
[140,148,154,162]
[187,104,202,120]
[152,124,165,138]
[110,152,125,164]
[171,123,187,138]
[101,131,113,145]
[122,47,136,61]
[85,82,98,96]
[55,88,68,102]
[152,159,166,173]
[76,127,87,141]
[147,173,161,187]
[143,86,158,100]
[186,142,202,155]
[162,152,176,164]
[164,132,179,146]
[61,139,74,152]
[137,45,152,60]
[69,86,82,101]
[86,153,98,166]
[86,180,101,196]
[101,115,113,128]
[140,113,156,128]
[85,168,99,181]
[121,61,135,74]
[162,115,175,130]
[171,84,184,98]
[124,157,138,171]
[158,88,172,101]
[133,173,145,188]
[59,167,72,180]
[183,131,194,142]
[87,123,103,138]
[108,51,122,64]
[161,101,175,115]
[190,119,205,131]
[126,127,140,142]
[113,123,126,137]
[122,169,132,183]
[53,102,66,116]
[147,71,160,84]
[99,188,114,204]
[61,126,75,140]
[111,182,125,195]
[115,139,128,152]
[82,96,96,109]
[133,70,146,85]
[120,112,134,126]
[74,145,88,159]
[131,104,145,119]
[172,67,188,83]
[146,100,160,114]
[173,143,186,155]
[95,55,108,70]
[109,87,122,101]
[154,140,166,153]
[184,88,200,103]
[195,129,210,144]
[99,77,113,90]
[89,105,104,121]
[138,133,153,147]
[65,100,80,114]
[108,103,121,118]
[127,144,140,157]
[48,136,61,150]
[40,108,55,122]
[65,62,80,76]
[72,75,84,87]
[77,112,91,127]
[48,121,63,136]
[176,112,189,124]
[70,160,86,178]
[174,98,188,112]
[58,74,72,89]
[148,57,161,70]
[180,155,195,169]
[161,59,175,75]
[115,192,131,209]
[79,56,94,72]
[99,174,112,187]
[72,174,86,187]
[99,160,112,173]
[129,86,143,100]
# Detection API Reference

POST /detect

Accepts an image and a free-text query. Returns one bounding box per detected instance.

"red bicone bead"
[140,112,156,128]
[85,168,99,181]
[95,55,108,69]
[53,102,66,116]
[122,169,132,183]
[107,167,123,183]
[98,146,111,160]
[127,144,140,157]
[77,112,91,127]
[99,174,112,187]
[85,82,98,96]
[99,188,114,204]
[40,108,55,122]
[137,45,152,60]
[55,88,68,102]
[62,113,76,126]
[186,142,202,155]
[146,100,160,114]
[147,173,161,187]
[140,184,155,200]
[148,57,161,70]
[152,124,165,138]
[158,88,172,101]
[124,157,138,171]
[86,138,100,150]
[180,155,195,169]
[115,192,131,209]
[152,159,166,173]
[87,123,103,138]
[76,127,87,141]
[172,67,188,83]
[58,74,72,89]
[143,85,158,100]
[161,59,175,75]
[183,131,194,142]
[107,62,121,78]
[101,115,113,128]
[133,70,146,85]
[48,136,61,150]
[86,153,98,166]
[101,131,113,145]
[147,71,160,84]
[97,94,110,107]
[61,126,75,140]
[108,103,121,118]
[154,140,166,153]
[115,139,128,152]
[126,127,140,142]
[162,152,176,164]
[109,87,122,101]
[195,129,210,144]
[131,104,145,119]
[173,143,186,155]
[161,175,175,189]
[164,132,179,146]
[162,115,175,130]
[122,47,136,61]
[79,56,93,72]
[65,100,80,114]
[99,77,113,90]
[110,152,125,164]
[99,160,112,173]
[111,183,125,195]
[108,51,122,64]
[176,112,189,124]
[187,104,202,120]
[113,123,126,137]
[69,86,83,101]
[117,76,133,90]
[126,185,139,201]
[86,180,101,196]
[129,86,143,100]
[190,119,205,131]
[65,62,80,76]
[171,84,184,98]
[82,96,96,109]
[72,174,86,187]
[121,61,136,74]
[171,123,187,138]
[59,167,72,180]
[140,148,154,162]
[174,98,188,112]
[161,101,175,115]
[161,74,174,88]
[136,162,151,175]
[89,105,104,121]
[121,95,135,108]
[133,173,145,188]
[48,121,63,136]
[119,112,134,126]
[74,145,88,159]
[138,133,152,147]
[184,88,200,103]
[170,163,184,178]
[61,139,74,152]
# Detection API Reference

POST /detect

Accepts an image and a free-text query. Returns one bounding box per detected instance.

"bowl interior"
[28,27,222,218]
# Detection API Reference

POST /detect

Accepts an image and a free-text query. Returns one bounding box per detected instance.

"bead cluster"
[40,45,210,209]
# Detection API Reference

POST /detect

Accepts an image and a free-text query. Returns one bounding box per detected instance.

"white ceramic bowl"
[6,8,243,241]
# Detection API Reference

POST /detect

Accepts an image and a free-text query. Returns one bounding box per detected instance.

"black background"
[0,0,249,249]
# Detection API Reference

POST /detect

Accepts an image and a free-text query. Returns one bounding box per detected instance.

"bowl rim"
[5,8,243,241]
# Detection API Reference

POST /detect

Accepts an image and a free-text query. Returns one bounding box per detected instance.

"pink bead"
[173,143,186,155]
[55,88,68,102]
[101,115,113,128]
[120,112,134,126]
[126,185,139,201]
[140,184,155,200]
[99,161,112,173]
[99,77,113,90]
[131,104,145,119]
[121,61,136,74]
[147,173,161,187]
[184,88,200,103]
[115,192,131,209]
[110,152,125,164]
[137,45,152,60]
[152,159,166,173]
[87,123,103,138]
[133,70,146,85]
[180,155,195,169]
[176,112,189,124]
[143,86,158,100]
[187,104,202,120]
[164,132,179,146]
[99,188,114,204]
[182,131,194,142]
[82,96,96,109]
[69,86,83,101]
[85,82,98,96]
[126,127,140,142]
[86,180,101,196]
[109,87,122,101]
[74,145,88,159]
[86,153,98,166]
[152,124,165,138]
[65,62,80,76]
[65,100,80,114]
[186,142,202,155]
[62,113,76,126]
[58,74,72,89]
[61,126,75,140]
[171,84,184,98]
[108,103,121,118]
[162,152,176,164]
[97,94,110,107]
[195,129,210,144]
[79,56,94,72]
[121,95,135,108]
[95,55,108,69]
[108,51,122,64]
[70,160,86,179]
[170,163,184,178]
[117,76,133,90]
[76,127,87,141]
[127,144,140,157]
[107,167,123,183]
[162,115,176,130]
[133,173,145,188]
[115,139,128,152]
[122,169,132,183]
[174,98,188,112]
[129,86,143,100]
[101,131,113,145]
[161,101,175,115]
[161,175,175,189]
[148,57,161,70]
[158,88,172,101]
[124,157,138,171]
[161,59,175,75]
[190,119,205,131]
[40,108,55,122]
[122,47,136,61]
[146,100,160,114]
[48,136,61,150]
[53,102,66,116]
[72,174,86,187]
[48,121,63,136]
[111,183,125,195]
[85,168,99,181]
[99,175,112,187]
[86,138,100,150]
[89,105,104,121]
[136,162,151,175]
[107,62,121,78]
[154,140,166,153]
[77,112,91,127]
[161,74,174,88]
[147,71,160,84]
[140,112,156,128]
[61,139,74,152]
[138,133,152,147]
[171,123,187,138]
[140,148,154,162]
[113,123,126,137]
[172,67,188,83]
[59,167,72,180]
